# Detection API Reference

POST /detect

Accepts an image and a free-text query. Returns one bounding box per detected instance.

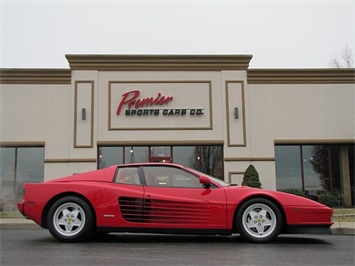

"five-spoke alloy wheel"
[47,196,94,242]
[236,198,283,243]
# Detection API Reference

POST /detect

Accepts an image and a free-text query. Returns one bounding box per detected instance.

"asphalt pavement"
[0,218,354,235]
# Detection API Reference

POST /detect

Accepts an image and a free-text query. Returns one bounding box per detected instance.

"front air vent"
[143,199,210,224]
[119,197,144,223]
[119,197,211,224]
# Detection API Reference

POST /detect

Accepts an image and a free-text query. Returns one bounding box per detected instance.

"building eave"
[0,69,71,84]
[247,68,355,84]
[65,54,253,71]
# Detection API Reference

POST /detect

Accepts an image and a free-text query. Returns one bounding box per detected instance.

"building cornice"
[1,57,355,85]
[0,69,71,84]
[65,54,253,71]
[248,69,355,84]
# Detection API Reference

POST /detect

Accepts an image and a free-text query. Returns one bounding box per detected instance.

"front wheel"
[47,196,94,242]
[236,198,283,243]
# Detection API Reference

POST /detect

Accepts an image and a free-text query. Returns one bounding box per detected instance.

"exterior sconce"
[81,108,86,120]
[234,107,239,119]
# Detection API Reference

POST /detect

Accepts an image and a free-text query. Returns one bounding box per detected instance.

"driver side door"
[141,165,227,229]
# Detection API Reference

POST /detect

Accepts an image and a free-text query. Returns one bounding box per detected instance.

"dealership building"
[0,54,354,210]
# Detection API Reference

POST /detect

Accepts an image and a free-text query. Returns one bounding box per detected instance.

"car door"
[114,166,144,227]
[141,165,227,229]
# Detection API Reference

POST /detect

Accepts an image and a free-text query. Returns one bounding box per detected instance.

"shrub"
[317,192,340,207]
[242,165,262,188]
[281,189,305,197]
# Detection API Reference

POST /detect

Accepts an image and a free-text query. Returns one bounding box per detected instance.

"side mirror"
[199,175,211,188]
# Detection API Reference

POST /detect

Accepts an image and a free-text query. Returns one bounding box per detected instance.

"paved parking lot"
[1,229,355,266]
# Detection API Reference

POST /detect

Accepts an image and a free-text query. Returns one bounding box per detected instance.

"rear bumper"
[17,201,25,216]
[17,201,29,219]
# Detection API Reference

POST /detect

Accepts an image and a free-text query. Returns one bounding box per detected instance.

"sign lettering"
[115,89,204,118]
[116,90,174,115]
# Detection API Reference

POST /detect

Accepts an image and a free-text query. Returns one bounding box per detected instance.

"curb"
[330,222,355,236]
[0,219,41,230]
[331,228,355,235]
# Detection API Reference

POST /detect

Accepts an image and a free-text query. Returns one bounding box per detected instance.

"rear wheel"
[47,196,94,242]
[236,198,283,243]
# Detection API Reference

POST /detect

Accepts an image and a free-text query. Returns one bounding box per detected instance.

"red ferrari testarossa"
[18,163,333,243]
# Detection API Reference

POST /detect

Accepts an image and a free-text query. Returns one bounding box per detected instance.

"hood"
[226,185,332,209]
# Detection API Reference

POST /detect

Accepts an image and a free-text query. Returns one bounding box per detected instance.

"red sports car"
[17,163,333,243]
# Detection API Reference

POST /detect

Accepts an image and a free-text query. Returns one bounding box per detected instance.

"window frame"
[141,165,205,189]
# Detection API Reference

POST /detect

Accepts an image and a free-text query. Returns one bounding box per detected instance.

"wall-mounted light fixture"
[81,108,86,120]
[234,107,239,119]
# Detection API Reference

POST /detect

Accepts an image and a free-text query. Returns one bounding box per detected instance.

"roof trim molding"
[248,69,355,84]
[0,69,71,84]
[65,54,253,71]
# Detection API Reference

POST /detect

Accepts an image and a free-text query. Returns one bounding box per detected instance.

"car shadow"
[91,233,331,245]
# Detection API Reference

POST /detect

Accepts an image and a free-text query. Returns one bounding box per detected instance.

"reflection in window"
[188,146,224,179]
[275,144,353,205]
[114,167,140,185]
[17,148,45,182]
[125,147,148,163]
[0,148,15,182]
[310,145,341,196]
[302,146,323,193]
[143,166,202,188]
[0,148,16,211]
[0,147,44,211]
[150,146,171,158]
[98,147,123,168]
[173,146,195,166]
[98,145,224,180]
[275,146,302,190]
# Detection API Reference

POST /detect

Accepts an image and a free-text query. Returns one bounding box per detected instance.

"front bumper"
[286,225,332,235]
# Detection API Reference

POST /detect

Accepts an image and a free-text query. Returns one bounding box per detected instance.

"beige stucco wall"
[1,64,354,189]
[242,83,355,189]
[0,83,74,180]
[249,84,354,141]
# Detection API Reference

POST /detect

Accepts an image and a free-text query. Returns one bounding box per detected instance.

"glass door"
[149,146,172,163]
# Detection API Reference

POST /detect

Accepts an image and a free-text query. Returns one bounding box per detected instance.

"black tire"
[235,197,283,243]
[47,196,94,242]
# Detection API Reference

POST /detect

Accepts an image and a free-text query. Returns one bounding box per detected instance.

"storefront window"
[0,146,44,211]
[172,146,195,166]
[193,146,224,179]
[150,146,171,158]
[275,144,354,206]
[98,147,123,168]
[0,148,16,210]
[275,146,302,190]
[124,147,148,163]
[98,145,224,179]
[150,146,172,163]
[302,145,324,194]
[308,145,341,195]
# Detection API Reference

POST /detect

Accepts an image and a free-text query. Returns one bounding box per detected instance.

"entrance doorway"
[149,146,172,163]
[98,145,224,180]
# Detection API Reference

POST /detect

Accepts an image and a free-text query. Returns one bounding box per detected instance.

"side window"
[143,166,202,188]
[114,167,141,185]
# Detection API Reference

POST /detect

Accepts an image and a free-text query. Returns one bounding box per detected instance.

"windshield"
[189,168,230,187]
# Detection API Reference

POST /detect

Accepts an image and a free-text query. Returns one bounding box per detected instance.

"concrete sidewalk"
[0,218,354,235]
[330,221,355,235]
